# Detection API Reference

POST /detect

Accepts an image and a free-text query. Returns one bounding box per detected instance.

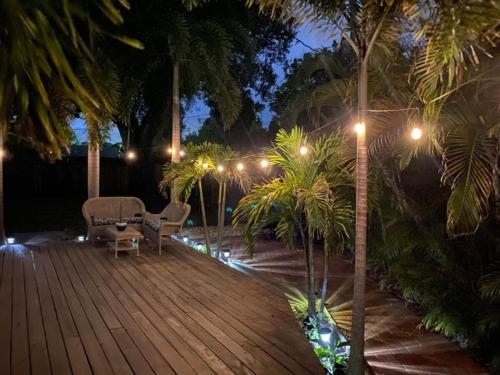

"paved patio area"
[0,240,323,374]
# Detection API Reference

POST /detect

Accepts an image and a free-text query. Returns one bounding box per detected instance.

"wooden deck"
[0,240,323,375]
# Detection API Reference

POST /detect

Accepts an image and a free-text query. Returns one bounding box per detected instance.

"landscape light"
[167,147,172,154]
[126,150,137,160]
[299,145,308,155]
[319,326,332,344]
[223,250,230,259]
[354,122,365,135]
[7,237,15,244]
[182,236,189,243]
[179,150,185,157]
[236,162,244,171]
[217,165,224,172]
[77,235,85,242]
[260,159,269,168]
[411,127,423,141]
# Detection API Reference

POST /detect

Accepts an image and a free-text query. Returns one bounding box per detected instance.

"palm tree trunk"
[171,62,181,200]
[493,151,500,221]
[306,227,316,316]
[198,179,211,256]
[0,142,5,244]
[87,143,100,198]
[349,54,369,375]
[216,181,227,257]
[319,243,330,317]
[216,182,223,257]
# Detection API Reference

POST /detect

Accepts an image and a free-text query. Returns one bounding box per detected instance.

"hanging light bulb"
[354,122,365,135]
[236,162,244,171]
[126,150,137,160]
[411,127,423,141]
[299,145,308,155]
[217,165,224,172]
[260,159,269,168]
[179,149,185,157]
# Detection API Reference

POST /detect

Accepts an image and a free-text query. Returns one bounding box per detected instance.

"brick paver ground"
[218,235,489,375]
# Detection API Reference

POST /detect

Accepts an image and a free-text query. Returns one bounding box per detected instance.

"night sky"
[71,24,332,144]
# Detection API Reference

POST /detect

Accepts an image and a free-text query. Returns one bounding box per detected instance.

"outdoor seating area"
[2,1,500,374]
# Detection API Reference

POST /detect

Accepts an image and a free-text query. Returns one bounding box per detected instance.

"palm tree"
[0,0,136,242]
[161,142,229,255]
[234,127,353,316]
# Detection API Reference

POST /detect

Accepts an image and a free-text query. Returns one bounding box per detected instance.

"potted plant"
[116,202,127,231]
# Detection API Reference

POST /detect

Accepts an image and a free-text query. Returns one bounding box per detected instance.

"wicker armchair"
[142,202,191,255]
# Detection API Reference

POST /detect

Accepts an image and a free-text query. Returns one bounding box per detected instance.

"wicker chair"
[82,197,146,243]
[142,202,191,255]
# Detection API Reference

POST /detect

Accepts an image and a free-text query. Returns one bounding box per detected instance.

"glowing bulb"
[411,127,422,141]
[354,122,365,135]
[236,162,244,171]
[260,159,269,168]
[126,150,136,160]
[299,145,308,155]
[179,150,185,157]
[202,162,209,169]
[319,327,332,344]
[6,237,15,244]
[217,165,224,172]
[167,147,172,154]
[182,237,189,243]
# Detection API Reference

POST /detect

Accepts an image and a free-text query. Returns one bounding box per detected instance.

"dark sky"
[71,24,332,143]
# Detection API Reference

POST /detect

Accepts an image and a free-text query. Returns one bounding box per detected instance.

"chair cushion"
[92,216,143,226]
[144,218,161,231]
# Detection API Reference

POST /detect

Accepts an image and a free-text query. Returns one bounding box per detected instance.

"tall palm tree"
[239,1,500,371]
[0,0,134,242]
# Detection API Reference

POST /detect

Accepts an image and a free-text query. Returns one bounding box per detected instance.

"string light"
[260,159,269,168]
[411,127,423,141]
[236,162,244,171]
[202,162,209,169]
[354,122,365,135]
[299,145,308,155]
[217,165,224,172]
[126,150,137,160]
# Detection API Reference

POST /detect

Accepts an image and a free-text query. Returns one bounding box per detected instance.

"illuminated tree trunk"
[319,243,330,316]
[306,227,316,316]
[87,143,100,198]
[349,53,369,375]
[198,179,211,256]
[0,137,5,244]
[171,62,181,200]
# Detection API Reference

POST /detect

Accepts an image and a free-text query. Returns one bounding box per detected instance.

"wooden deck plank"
[74,246,196,375]
[137,248,315,374]
[105,251,277,374]
[11,250,30,375]
[31,250,73,375]
[45,246,121,375]
[22,251,51,375]
[0,247,13,374]
[3,242,322,375]
[65,245,174,375]
[153,244,321,371]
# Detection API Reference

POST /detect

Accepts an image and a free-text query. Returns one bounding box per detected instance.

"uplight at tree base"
[411,127,423,140]
[354,122,365,135]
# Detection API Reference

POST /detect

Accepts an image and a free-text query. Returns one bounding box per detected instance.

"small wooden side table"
[105,227,142,258]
